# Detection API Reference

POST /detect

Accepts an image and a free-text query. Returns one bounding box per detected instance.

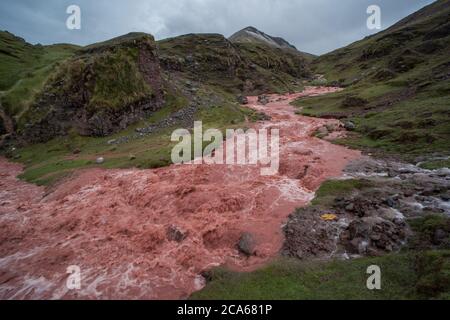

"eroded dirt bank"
[0,87,360,299]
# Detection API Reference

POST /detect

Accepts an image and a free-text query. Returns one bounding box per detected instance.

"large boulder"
[238,232,256,256]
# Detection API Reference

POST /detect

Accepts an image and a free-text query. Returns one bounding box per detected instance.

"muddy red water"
[0,87,360,299]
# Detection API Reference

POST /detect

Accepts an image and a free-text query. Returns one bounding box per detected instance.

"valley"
[0,0,449,301]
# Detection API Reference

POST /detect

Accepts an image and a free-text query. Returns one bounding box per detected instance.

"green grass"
[312,179,374,206]
[295,85,450,160]
[0,32,62,90]
[0,31,78,118]
[88,47,153,111]
[408,215,450,250]
[299,1,450,162]
[14,126,176,186]
[419,159,450,170]
[191,250,450,300]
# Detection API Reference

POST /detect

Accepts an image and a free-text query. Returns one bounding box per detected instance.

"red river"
[0,87,360,299]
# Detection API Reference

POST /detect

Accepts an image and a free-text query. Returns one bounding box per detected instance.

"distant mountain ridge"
[229,26,297,49]
[229,26,316,60]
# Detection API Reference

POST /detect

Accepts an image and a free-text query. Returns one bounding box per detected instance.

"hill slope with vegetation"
[0,29,311,185]
[295,0,450,165]
[0,31,78,136]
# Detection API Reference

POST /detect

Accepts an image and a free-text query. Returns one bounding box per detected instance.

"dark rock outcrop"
[20,33,165,143]
[341,95,368,108]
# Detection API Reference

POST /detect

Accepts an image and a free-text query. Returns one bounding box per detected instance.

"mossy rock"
[415,40,445,54]
[388,52,424,73]
[373,68,397,81]
[341,95,368,108]
[424,21,450,40]
[368,128,394,140]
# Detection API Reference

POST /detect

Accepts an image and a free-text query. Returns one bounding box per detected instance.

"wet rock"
[344,121,356,131]
[403,190,415,197]
[433,229,448,245]
[238,233,256,256]
[316,127,329,137]
[334,195,376,217]
[257,95,270,105]
[342,216,407,255]
[345,203,355,212]
[385,197,397,208]
[167,225,188,243]
[436,168,450,177]
[283,207,339,260]
[326,123,340,133]
[237,95,249,105]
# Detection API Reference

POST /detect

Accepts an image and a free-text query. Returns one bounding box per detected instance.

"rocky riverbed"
[283,156,450,260]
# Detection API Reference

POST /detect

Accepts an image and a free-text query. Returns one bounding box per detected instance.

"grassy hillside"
[158,33,309,95]
[16,33,167,142]
[0,31,78,120]
[312,0,450,86]
[295,0,450,163]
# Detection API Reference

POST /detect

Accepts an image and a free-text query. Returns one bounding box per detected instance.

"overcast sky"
[0,0,436,55]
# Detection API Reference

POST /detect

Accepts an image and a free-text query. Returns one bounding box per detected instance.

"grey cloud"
[0,0,436,55]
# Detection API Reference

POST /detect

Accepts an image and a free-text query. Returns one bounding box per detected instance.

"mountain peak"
[229,26,297,50]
